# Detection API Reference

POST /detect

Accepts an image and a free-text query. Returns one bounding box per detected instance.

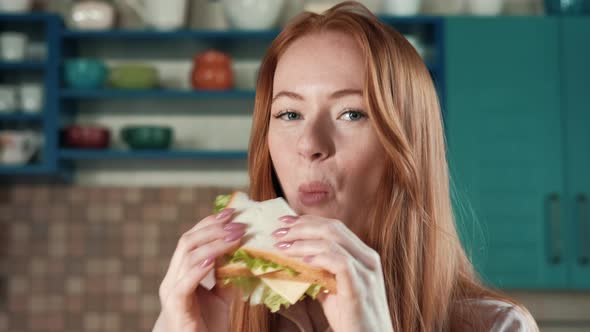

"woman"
[154,2,539,331]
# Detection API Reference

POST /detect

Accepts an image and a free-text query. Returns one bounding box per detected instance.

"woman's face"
[268,31,387,231]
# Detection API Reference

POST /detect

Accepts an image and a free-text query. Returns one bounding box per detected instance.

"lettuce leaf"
[213,194,232,213]
[228,249,300,277]
[222,276,260,301]
[304,283,323,300]
[222,252,324,313]
[223,277,321,313]
[262,286,293,312]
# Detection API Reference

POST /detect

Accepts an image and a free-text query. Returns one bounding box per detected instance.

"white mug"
[0,130,41,165]
[0,32,28,61]
[124,0,188,30]
[467,0,504,15]
[0,85,18,113]
[19,83,44,113]
[0,0,32,13]
[382,0,423,15]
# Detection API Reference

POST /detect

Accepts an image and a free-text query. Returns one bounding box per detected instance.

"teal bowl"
[121,126,173,150]
[64,58,107,89]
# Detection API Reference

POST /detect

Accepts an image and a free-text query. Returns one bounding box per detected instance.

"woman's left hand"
[272,215,394,332]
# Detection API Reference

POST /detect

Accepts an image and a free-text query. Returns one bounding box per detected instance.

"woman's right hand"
[153,208,247,332]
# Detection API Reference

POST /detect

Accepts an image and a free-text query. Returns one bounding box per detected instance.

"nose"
[296,113,334,162]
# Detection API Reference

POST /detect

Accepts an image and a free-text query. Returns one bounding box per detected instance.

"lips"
[298,181,332,206]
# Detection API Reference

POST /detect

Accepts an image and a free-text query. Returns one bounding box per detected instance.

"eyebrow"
[271,89,363,103]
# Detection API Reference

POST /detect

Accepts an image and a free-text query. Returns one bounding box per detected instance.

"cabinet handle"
[547,193,562,264]
[577,194,589,266]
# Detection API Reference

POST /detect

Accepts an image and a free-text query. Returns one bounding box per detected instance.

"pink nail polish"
[216,208,235,220]
[223,222,247,231]
[275,241,293,249]
[200,256,215,268]
[271,227,289,238]
[224,230,245,242]
[279,215,299,224]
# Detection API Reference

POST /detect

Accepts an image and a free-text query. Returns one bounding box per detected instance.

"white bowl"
[467,0,504,15]
[232,60,261,90]
[382,0,423,16]
[0,0,32,13]
[222,0,285,30]
[69,1,115,30]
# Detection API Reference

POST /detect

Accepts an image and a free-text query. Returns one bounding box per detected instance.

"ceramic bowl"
[544,0,585,14]
[64,58,107,89]
[222,0,285,30]
[109,64,159,90]
[69,0,115,30]
[61,125,110,149]
[121,126,173,150]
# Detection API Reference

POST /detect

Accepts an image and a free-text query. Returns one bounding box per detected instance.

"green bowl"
[109,64,159,89]
[121,126,173,150]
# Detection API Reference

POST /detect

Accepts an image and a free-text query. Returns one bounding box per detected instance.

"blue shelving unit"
[0,13,446,179]
[60,89,256,99]
[62,29,280,40]
[0,13,60,177]
[59,149,248,160]
[0,61,46,70]
[0,113,44,121]
[0,164,52,175]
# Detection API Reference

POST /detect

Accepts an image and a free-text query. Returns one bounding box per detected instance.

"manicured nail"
[275,241,293,249]
[224,230,245,242]
[303,255,313,263]
[223,222,247,232]
[216,208,235,220]
[200,256,215,268]
[271,227,289,238]
[279,215,299,224]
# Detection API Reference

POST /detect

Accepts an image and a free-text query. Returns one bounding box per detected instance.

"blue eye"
[274,111,301,121]
[340,110,366,121]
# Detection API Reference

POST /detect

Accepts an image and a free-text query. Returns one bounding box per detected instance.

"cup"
[26,41,47,61]
[382,0,423,15]
[19,83,44,113]
[123,0,188,30]
[0,32,28,61]
[467,0,504,15]
[0,85,18,113]
[0,130,41,165]
[232,60,261,90]
[0,0,32,13]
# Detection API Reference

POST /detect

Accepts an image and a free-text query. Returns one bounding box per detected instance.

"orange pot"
[191,50,233,90]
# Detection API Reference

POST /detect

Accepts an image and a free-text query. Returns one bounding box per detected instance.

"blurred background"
[0,0,589,331]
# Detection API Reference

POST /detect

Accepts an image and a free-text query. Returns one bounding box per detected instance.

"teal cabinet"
[445,17,568,288]
[562,18,590,289]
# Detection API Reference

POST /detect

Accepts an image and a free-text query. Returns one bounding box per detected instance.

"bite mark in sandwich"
[200,191,337,312]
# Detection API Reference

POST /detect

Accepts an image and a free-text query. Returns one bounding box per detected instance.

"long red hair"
[231,2,530,331]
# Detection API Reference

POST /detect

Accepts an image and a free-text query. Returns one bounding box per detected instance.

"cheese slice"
[251,266,283,276]
[260,278,311,304]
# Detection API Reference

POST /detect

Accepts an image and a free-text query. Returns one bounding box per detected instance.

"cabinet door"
[445,18,567,288]
[562,18,590,289]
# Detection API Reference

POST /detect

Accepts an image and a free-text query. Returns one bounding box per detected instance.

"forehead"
[273,31,365,91]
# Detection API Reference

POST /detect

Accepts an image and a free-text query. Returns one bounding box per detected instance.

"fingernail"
[216,208,235,220]
[271,227,289,238]
[279,215,299,224]
[303,255,313,263]
[275,241,293,249]
[224,230,245,242]
[200,256,215,268]
[223,222,247,232]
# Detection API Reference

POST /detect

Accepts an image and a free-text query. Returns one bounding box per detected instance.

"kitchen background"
[0,0,589,331]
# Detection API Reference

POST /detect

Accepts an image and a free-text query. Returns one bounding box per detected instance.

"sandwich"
[199,191,337,312]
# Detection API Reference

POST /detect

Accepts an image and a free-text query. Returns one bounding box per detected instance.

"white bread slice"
[201,192,337,293]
